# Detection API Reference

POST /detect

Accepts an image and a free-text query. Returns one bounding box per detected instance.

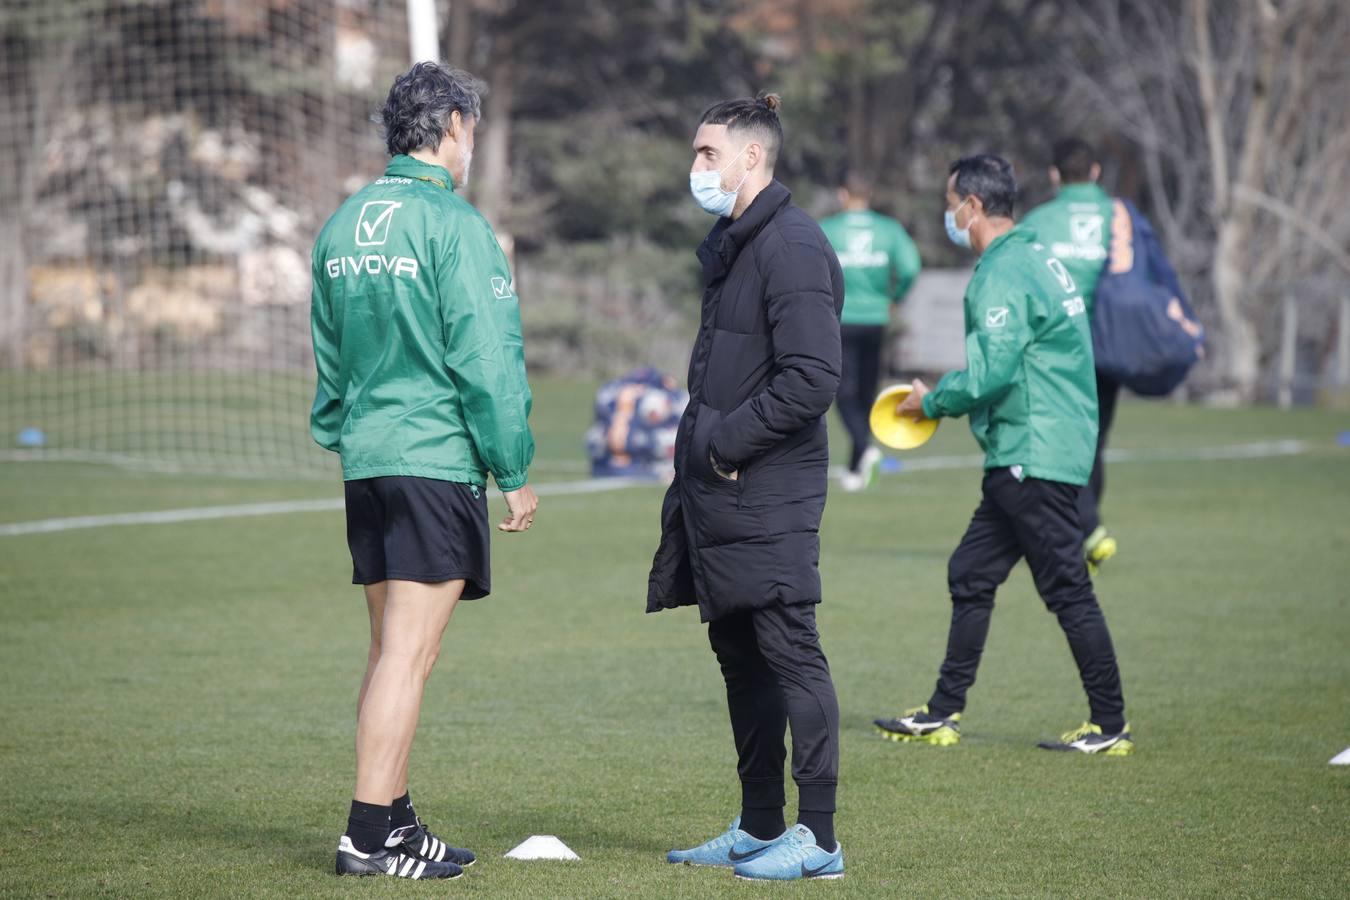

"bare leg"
[357,583,414,798]
[353,578,463,805]
[357,582,388,720]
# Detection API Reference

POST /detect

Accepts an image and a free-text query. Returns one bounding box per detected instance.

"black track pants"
[836,324,885,472]
[1078,372,1121,537]
[928,469,1127,734]
[707,602,840,816]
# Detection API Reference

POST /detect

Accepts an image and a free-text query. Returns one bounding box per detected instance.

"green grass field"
[1,381,1348,898]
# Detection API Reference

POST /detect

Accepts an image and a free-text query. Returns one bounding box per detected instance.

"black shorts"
[344,476,491,599]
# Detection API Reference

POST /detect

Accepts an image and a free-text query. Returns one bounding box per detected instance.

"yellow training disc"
[869,384,939,450]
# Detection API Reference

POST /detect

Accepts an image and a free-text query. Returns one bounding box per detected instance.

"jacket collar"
[1057,182,1108,203]
[975,224,1034,270]
[697,180,792,283]
[385,154,455,191]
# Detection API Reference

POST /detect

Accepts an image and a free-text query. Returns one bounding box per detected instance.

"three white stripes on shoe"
[419,836,445,861]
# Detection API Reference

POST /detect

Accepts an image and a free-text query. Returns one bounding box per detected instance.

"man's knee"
[420,645,441,679]
[378,633,442,676]
[948,556,998,607]
[1041,581,1098,617]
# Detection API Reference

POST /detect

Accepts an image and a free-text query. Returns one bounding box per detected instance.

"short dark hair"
[949,154,1017,218]
[700,92,783,169]
[1051,137,1098,182]
[378,62,486,157]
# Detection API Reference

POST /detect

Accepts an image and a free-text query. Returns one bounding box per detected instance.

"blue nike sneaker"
[666,817,776,867]
[733,823,844,881]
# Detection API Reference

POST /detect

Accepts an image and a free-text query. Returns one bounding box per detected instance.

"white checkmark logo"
[354,201,402,246]
[985,307,1008,329]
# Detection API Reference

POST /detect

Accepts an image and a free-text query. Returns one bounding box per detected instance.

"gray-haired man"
[313,62,537,880]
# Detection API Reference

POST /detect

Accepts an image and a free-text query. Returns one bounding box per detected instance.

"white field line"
[0,440,1310,538]
[825,437,1310,476]
[0,477,648,538]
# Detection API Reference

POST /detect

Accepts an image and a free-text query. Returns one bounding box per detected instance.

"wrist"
[496,472,528,492]
[920,392,938,419]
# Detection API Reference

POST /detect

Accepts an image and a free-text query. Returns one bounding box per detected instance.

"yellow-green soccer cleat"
[1084,526,1118,576]
[1037,721,1134,755]
[873,705,961,745]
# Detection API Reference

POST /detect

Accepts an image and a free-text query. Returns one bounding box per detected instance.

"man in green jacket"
[311,62,537,880]
[819,174,922,491]
[1019,138,1116,573]
[872,155,1132,755]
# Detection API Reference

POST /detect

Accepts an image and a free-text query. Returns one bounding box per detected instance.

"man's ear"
[966,193,985,219]
[1089,162,1102,183]
[1048,166,1062,189]
[744,141,763,172]
[447,109,464,141]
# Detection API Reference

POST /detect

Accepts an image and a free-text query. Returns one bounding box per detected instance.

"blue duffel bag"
[1091,199,1205,396]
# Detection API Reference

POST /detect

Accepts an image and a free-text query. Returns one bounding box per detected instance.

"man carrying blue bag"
[1021,138,1204,574]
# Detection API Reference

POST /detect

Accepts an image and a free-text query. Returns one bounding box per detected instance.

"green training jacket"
[1019,182,1113,317]
[921,227,1098,486]
[310,155,534,490]
[818,209,922,325]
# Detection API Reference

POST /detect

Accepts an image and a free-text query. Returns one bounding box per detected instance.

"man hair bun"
[758,92,782,111]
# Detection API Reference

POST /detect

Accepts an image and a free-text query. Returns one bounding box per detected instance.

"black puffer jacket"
[647,180,844,622]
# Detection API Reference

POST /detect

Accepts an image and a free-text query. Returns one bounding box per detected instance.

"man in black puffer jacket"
[651,93,847,882]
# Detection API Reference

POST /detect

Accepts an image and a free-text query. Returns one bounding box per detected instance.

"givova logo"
[355,201,402,246]
[837,230,888,267]
[326,255,420,279]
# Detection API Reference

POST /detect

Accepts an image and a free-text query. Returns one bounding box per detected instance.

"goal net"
[0,0,418,477]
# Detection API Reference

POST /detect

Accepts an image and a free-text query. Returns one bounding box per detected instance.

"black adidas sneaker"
[388,816,477,867]
[335,834,463,879]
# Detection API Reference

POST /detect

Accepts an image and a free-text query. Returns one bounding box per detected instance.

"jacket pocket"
[687,404,736,486]
[340,403,365,435]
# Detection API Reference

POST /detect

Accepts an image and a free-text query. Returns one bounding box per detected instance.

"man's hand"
[710,445,738,481]
[898,378,931,422]
[499,485,538,533]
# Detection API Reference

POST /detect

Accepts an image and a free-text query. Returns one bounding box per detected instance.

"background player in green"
[819,173,921,492]
[1020,138,1118,573]
[310,62,539,879]
[872,155,1133,755]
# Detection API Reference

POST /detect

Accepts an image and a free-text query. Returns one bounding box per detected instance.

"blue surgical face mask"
[690,145,750,218]
[945,198,973,248]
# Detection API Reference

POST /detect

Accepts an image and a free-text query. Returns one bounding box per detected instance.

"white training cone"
[1330,748,1350,766]
[504,835,580,861]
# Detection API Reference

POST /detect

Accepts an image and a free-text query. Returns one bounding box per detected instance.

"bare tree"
[1061,0,1350,401]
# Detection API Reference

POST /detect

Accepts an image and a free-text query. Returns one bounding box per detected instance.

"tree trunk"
[845,59,867,179]
[447,0,474,68]
[1193,0,1277,400]
[1209,224,1262,399]
[476,27,515,259]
